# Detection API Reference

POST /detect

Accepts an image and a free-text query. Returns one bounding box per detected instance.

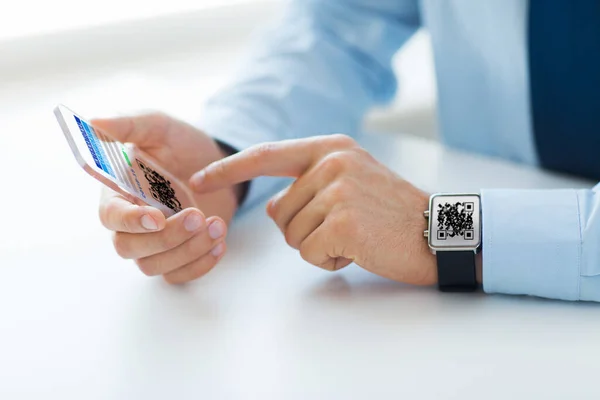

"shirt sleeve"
[197,0,421,211]
[481,185,600,302]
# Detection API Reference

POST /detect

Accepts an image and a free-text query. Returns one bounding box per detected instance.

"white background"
[0,0,438,138]
[0,0,261,39]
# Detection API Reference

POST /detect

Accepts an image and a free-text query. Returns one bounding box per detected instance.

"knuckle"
[98,204,110,228]
[135,258,157,277]
[328,134,357,149]
[320,151,358,174]
[253,142,275,157]
[268,198,281,220]
[167,257,216,285]
[328,209,355,237]
[112,233,130,259]
[298,243,314,264]
[162,221,196,250]
[323,180,352,205]
[146,112,173,137]
[284,229,301,250]
[299,244,334,271]
[190,260,216,281]
[268,192,289,225]
[319,261,336,272]
[270,209,284,231]
[159,232,180,251]
[211,159,228,178]
[320,152,346,174]
[99,199,119,228]
[120,211,134,233]
[163,274,177,285]
[163,273,183,285]
[185,233,210,257]
[249,142,277,170]
[148,111,169,127]
[333,242,352,263]
[352,146,375,162]
[325,213,358,261]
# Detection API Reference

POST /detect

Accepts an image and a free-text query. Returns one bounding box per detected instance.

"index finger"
[91,113,171,147]
[190,135,353,193]
[99,188,167,233]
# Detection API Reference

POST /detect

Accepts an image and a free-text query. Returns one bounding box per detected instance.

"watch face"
[429,194,481,250]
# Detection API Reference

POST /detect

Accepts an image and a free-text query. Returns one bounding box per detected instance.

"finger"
[267,185,309,234]
[163,241,227,284]
[112,208,208,259]
[334,258,353,270]
[282,195,328,250]
[267,156,339,234]
[190,134,356,193]
[135,216,228,276]
[299,226,353,272]
[100,188,166,233]
[91,113,171,147]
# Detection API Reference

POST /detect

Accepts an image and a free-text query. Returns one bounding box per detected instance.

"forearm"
[201,0,420,142]
[199,0,420,210]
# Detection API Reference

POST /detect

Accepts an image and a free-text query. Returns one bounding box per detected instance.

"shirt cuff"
[481,189,582,301]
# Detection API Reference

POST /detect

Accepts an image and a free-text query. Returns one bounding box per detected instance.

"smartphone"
[54,104,196,217]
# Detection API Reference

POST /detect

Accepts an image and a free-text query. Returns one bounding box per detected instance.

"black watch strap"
[436,251,478,292]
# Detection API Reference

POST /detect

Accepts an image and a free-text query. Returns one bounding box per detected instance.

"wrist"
[423,192,481,291]
[415,191,439,285]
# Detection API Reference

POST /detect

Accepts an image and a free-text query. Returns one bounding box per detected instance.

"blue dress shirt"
[198,0,600,302]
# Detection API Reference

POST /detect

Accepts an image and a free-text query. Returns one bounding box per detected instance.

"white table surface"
[1,53,600,400]
[2,123,600,399]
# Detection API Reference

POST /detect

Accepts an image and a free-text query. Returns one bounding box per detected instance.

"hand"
[94,113,239,284]
[190,135,437,285]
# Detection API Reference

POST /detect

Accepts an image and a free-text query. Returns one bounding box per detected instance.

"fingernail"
[184,213,204,232]
[211,242,225,257]
[208,220,225,239]
[191,171,205,188]
[141,215,158,231]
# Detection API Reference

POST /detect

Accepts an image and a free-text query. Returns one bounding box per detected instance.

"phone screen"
[55,104,193,216]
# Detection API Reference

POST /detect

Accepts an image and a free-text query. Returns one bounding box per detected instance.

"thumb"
[91,113,171,146]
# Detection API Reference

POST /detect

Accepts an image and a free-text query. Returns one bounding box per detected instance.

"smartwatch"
[423,193,481,292]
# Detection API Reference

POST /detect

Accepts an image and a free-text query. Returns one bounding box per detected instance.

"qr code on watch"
[437,202,474,240]
[136,159,183,213]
